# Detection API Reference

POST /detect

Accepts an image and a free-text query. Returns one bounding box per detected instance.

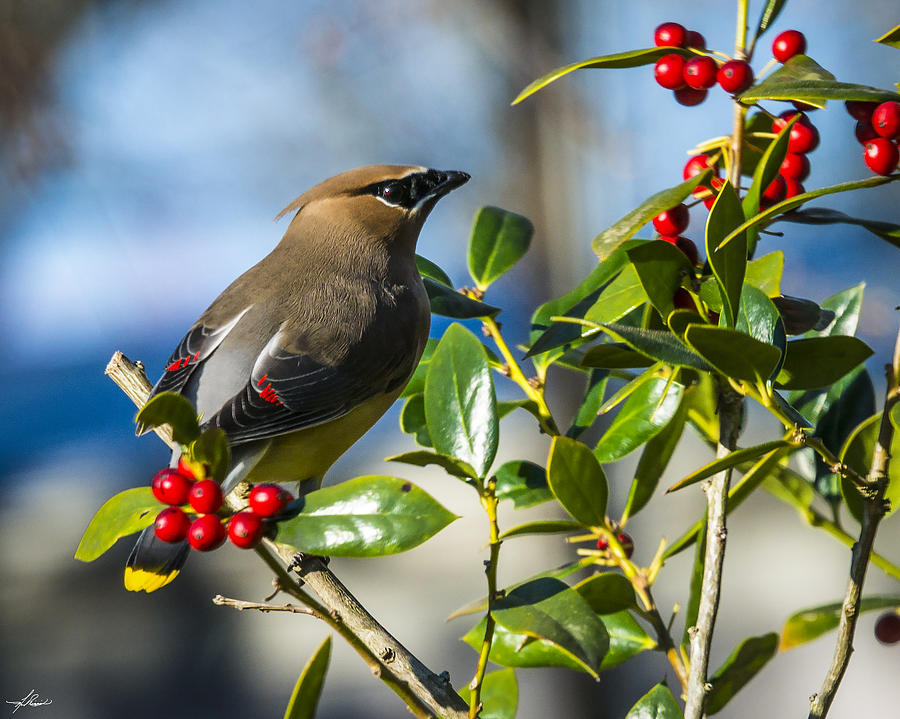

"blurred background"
[1,0,898,716]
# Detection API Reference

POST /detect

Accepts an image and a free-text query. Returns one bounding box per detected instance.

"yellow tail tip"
[124,566,180,593]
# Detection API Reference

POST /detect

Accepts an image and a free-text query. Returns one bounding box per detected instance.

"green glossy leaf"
[737,284,782,346]
[740,55,900,104]
[706,633,778,714]
[75,487,163,562]
[492,578,609,677]
[567,369,610,439]
[449,560,592,620]
[684,325,782,384]
[547,436,608,527]
[781,596,900,649]
[595,376,683,462]
[283,636,331,719]
[684,372,720,443]
[459,669,517,719]
[776,336,873,390]
[530,243,634,345]
[573,573,637,615]
[385,450,476,480]
[600,324,713,370]
[495,460,552,509]
[668,439,796,493]
[742,111,774,178]
[592,173,710,260]
[401,339,438,398]
[876,23,900,48]
[597,365,659,416]
[513,47,694,105]
[136,391,201,444]
[623,396,688,520]
[667,309,705,339]
[583,264,649,325]
[772,295,834,335]
[188,428,230,484]
[840,414,900,521]
[745,251,784,297]
[468,206,533,290]
[274,476,457,557]
[581,344,654,369]
[425,324,498,478]
[424,278,501,319]
[778,208,900,251]
[705,180,747,328]
[400,394,432,447]
[627,241,694,319]
[415,255,453,287]
[752,0,787,42]
[717,175,900,252]
[462,616,585,673]
[598,611,657,670]
[625,682,683,719]
[500,519,583,540]
[742,115,797,252]
[497,399,543,424]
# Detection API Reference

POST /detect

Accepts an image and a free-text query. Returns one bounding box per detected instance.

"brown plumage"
[126,164,469,592]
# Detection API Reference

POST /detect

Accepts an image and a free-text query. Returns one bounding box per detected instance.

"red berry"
[872,101,900,140]
[789,122,819,154]
[855,120,879,145]
[596,532,635,559]
[188,514,227,551]
[683,154,719,180]
[674,86,707,106]
[875,612,900,644]
[717,60,754,94]
[845,100,878,122]
[683,56,718,89]
[672,288,695,311]
[655,54,686,90]
[782,177,805,199]
[780,153,810,181]
[772,110,803,134]
[249,483,294,518]
[189,479,224,514]
[176,456,198,480]
[654,22,687,48]
[686,30,706,50]
[761,175,787,207]
[661,236,700,265]
[772,30,806,62]
[154,507,191,543]
[864,138,899,176]
[151,468,193,506]
[653,204,689,235]
[228,511,266,549]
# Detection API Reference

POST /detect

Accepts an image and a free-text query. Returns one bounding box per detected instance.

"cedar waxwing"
[125,165,470,592]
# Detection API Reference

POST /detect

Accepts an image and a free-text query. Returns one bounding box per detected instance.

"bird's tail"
[124,527,190,593]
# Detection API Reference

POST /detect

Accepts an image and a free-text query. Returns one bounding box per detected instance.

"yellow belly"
[241,390,400,489]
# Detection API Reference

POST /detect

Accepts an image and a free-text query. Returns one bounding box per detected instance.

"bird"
[125,164,470,592]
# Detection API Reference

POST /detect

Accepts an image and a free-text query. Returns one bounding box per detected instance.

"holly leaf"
[547,436,608,527]
[706,633,778,714]
[283,636,331,719]
[459,669,517,719]
[75,487,163,562]
[781,597,900,649]
[468,206,533,290]
[136,391,201,444]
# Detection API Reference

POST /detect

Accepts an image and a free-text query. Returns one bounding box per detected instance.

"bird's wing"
[149,308,252,398]
[205,327,417,445]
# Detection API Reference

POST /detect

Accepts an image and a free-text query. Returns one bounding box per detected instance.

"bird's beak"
[433,170,470,197]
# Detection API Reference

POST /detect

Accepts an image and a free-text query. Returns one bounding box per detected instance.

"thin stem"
[480,313,560,435]
[468,486,502,718]
[808,324,900,719]
[684,384,742,719]
[213,595,317,616]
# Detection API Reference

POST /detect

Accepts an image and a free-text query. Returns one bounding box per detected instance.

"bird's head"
[276,165,470,251]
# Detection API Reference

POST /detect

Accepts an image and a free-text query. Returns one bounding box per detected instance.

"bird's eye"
[379,182,408,205]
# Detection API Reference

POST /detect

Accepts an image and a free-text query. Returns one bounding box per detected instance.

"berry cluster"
[767,108,819,203]
[150,460,293,552]
[846,100,900,176]
[653,25,807,107]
